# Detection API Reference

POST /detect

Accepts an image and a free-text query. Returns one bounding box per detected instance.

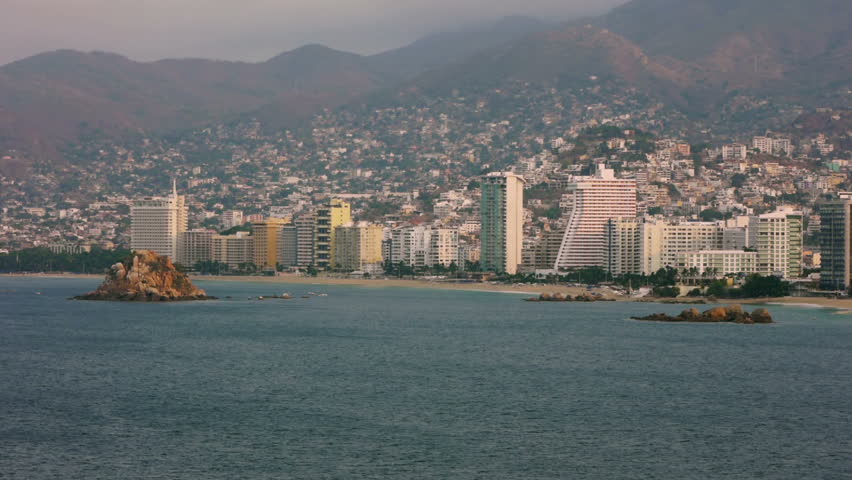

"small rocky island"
[633,306,773,324]
[525,292,615,302]
[73,250,215,302]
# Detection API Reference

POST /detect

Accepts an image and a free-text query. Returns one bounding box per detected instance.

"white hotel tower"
[130,180,188,260]
[555,165,637,270]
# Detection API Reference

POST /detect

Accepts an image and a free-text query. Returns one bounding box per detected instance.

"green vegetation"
[220,223,252,235]
[699,209,727,221]
[0,248,131,274]
[706,275,791,298]
[652,286,681,298]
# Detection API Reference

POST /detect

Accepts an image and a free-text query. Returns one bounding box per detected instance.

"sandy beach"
[5,272,852,310]
[192,273,614,298]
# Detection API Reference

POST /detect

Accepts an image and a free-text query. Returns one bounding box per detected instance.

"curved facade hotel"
[555,165,637,270]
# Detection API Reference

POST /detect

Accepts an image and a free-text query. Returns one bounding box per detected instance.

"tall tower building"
[278,225,298,268]
[555,165,636,270]
[130,180,188,259]
[315,199,351,269]
[750,207,803,279]
[211,232,254,270]
[252,217,289,270]
[480,172,525,274]
[177,229,214,267]
[294,214,316,268]
[334,222,385,273]
[820,193,852,291]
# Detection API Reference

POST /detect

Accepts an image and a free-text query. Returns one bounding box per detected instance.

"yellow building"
[315,199,352,269]
[252,217,290,270]
[334,222,384,273]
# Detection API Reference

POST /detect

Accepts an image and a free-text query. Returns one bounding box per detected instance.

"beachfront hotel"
[130,180,188,260]
[315,199,352,269]
[555,165,637,270]
[334,222,384,273]
[480,172,525,274]
[820,193,852,291]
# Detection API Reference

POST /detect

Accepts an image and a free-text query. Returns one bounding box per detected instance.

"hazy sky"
[0,0,627,65]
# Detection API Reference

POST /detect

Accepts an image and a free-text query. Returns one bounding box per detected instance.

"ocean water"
[1,277,851,479]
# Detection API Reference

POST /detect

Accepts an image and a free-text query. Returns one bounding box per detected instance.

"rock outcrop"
[632,306,773,324]
[73,250,215,302]
[525,292,615,302]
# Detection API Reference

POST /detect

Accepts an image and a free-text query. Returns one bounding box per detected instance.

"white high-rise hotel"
[130,180,188,259]
[555,165,637,270]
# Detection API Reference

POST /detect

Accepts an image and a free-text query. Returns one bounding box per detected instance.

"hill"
[373,0,851,126]
[600,0,852,94]
[0,46,389,170]
[2,2,851,177]
[368,16,553,79]
[0,17,559,174]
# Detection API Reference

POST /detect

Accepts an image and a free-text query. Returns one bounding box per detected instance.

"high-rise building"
[677,250,758,276]
[555,165,636,270]
[177,229,214,267]
[429,228,460,268]
[750,207,803,279]
[222,210,244,229]
[252,218,289,270]
[752,136,774,154]
[131,180,188,259]
[315,199,351,269]
[211,232,254,270]
[334,222,384,273]
[388,225,460,269]
[480,172,525,274]
[608,219,726,275]
[533,228,566,271]
[819,193,852,291]
[722,144,747,161]
[294,214,316,268]
[606,218,641,276]
[655,222,724,271]
[390,225,424,267]
[278,225,298,268]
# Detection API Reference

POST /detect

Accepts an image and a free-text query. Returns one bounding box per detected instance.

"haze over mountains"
[1,0,851,175]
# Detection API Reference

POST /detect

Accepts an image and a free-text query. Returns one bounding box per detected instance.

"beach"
[5,272,852,310]
[193,273,614,298]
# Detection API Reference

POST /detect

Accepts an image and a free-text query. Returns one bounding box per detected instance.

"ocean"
[1,277,851,479]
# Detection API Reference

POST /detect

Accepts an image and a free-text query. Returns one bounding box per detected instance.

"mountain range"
[1,0,851,177]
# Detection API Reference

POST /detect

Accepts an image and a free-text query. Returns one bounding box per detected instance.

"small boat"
[301,295,311,299]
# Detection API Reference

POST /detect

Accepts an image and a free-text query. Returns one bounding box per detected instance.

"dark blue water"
[1,277,851,479]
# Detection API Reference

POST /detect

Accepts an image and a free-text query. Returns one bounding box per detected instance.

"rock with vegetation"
[632,306,773,324]
[525,292,615,302]
[73,250,215,302]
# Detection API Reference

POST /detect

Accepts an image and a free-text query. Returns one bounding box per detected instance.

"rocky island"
[525,292,615,302]
[632,306,773,324]
[73,250,215,302]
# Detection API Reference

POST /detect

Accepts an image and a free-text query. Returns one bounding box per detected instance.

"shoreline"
[4,272,852,310]
[192,274,612,297]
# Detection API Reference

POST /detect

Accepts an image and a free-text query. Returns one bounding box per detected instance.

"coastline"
[4,272,852,310]
[192,273,613,297]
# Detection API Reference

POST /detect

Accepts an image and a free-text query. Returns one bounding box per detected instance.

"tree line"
[0,248,131,274]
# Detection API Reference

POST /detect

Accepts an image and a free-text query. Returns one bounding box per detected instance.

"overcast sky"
[0,0,627,65]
